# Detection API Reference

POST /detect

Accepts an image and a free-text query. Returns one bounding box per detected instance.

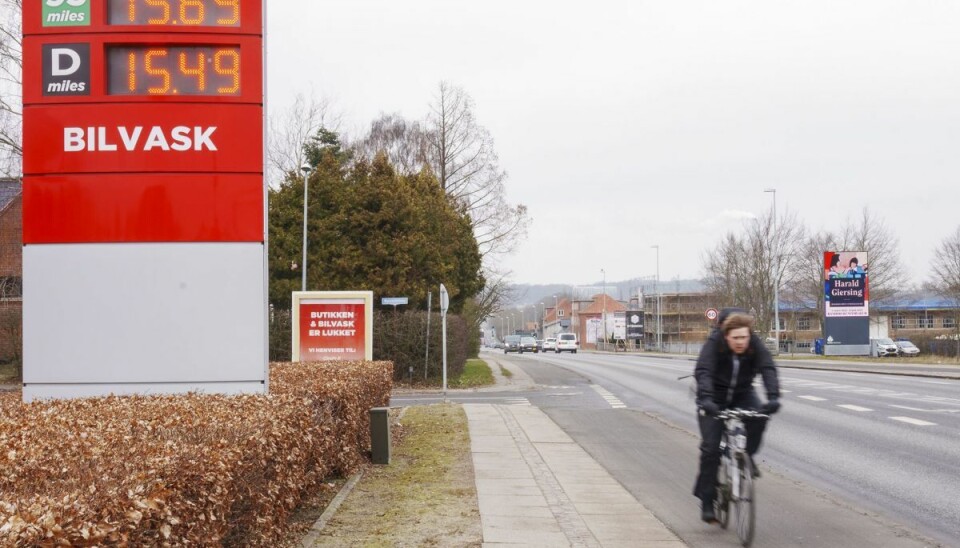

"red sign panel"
[23,103,263,175]
[23,173,263,243]
[298,302,368,362]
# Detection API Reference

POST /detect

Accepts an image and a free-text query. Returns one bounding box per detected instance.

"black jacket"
[695,316,780,407]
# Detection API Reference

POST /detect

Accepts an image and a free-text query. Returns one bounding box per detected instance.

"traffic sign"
[381,297,409,306]
[706,308,719,321]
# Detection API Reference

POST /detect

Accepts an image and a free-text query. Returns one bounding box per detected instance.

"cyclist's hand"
[699,400,721,417]
[761,399,781,415]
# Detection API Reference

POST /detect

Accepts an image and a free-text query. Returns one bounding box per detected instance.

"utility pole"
[300,163,312,291]
[765,188,779,353]
[652,245,661,351]
[601,268,607,347]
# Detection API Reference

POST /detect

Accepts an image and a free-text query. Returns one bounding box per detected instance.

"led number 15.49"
[107,46,241,96]
[108,0,240,27]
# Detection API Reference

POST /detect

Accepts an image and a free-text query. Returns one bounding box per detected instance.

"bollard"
[370,407,391,465]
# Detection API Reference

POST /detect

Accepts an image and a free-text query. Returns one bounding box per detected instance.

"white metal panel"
[23,243,266,396]
[23,381,266,402]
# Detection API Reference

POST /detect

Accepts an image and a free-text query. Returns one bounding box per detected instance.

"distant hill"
[506,278,706,308]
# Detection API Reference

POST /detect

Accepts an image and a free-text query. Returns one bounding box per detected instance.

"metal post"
[301,166,311,291]
[601,268,607,347]
[652,245,661,352]
[765,188,779,353]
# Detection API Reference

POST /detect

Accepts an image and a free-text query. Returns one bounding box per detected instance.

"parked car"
[896,340,920,357]
[542,337,557,351]
[519,336,539,353]
[503,335,521,354]
[870,338,899,357]
[555,332,579,353]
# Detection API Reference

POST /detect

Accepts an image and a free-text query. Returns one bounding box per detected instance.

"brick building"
[0,178,22,362]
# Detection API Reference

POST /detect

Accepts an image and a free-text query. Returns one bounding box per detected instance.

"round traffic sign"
[705,308,719,321]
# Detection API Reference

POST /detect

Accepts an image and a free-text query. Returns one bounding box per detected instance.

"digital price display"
[108,0,240,27]
[107,45,240,95]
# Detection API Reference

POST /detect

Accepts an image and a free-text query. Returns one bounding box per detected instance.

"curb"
[299,471,364,547]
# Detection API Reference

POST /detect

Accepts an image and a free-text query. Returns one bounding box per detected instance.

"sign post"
[439,284,449,397]
[21,0,266,401]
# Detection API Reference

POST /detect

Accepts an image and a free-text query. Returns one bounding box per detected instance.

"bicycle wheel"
[715,457,730,529]
[735,459,755,547]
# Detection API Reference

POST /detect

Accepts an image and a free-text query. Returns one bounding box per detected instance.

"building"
[0,178,22,362]
[576,294,626,349]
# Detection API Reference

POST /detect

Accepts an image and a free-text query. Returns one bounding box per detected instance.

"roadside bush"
[0,360,391,546]
[373,310,468,382]
[269,307,293,362]
[0,305,21,379]
[908,333,960,359]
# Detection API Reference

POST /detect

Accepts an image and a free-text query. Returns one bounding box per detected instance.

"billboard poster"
[626,311,644,340]
[586,318,602,344]
[824,251,869,318]
[292,291,374,362]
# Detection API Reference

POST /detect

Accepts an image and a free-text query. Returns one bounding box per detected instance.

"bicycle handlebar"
[715,408,770,420]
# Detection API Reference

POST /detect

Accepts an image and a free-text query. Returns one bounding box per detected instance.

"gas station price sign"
[107,45,241,96]
[107,0,241,27]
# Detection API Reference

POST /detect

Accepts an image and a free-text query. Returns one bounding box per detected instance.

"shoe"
[701,506,717,523]
[748,455,761,478]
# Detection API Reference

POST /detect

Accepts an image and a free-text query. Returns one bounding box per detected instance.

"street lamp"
[538,302,546,337]
[765,188,779,353]
[651,245,661,351]
[601,268,607,347]
[300,162,313,292]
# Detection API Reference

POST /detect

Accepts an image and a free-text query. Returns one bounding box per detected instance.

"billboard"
[292,292,374,362]
[626,311,644,340]
[824,251,869,318]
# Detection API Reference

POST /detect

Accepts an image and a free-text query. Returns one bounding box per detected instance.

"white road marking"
[591,384,627,409]
[919,380,953,385]
[889,404,960,414]
[780,389,792,393]
[798,395,827,401]
[837,404,873,412]
[889,416,937,426]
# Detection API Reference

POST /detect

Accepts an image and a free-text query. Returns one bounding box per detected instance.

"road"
[394,350,958,547]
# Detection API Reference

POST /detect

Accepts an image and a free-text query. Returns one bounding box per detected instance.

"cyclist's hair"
[721,313,754,335]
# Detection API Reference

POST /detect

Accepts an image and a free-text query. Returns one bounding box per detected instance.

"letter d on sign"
[51,48,81,76]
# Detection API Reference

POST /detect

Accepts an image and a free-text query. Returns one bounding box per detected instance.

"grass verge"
[498,363,513,378]
[451,358,494,388]
[308,404,481,547]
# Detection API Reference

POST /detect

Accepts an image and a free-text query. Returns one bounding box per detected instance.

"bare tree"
[351,113,429,176]
[0,0,22,178]
[702,209,807,335]
[266,93,339,188]
[426,82,529,259]
[837,207,907,306]
[784,230,838,321]
[929,226,960,357]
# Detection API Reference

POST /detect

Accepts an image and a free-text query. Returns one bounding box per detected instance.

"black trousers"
[693,390,768,504]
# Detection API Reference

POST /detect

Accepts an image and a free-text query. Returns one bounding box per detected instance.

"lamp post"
[601,268,607,347]
[300,163,313,292]
[765,188,779,353]
[651,245,661,351]
[539,302,545,337]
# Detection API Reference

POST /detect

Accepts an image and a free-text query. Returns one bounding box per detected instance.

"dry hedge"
[0,360,392,546]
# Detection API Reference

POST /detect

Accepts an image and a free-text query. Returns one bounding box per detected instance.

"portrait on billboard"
[823,251,869,317]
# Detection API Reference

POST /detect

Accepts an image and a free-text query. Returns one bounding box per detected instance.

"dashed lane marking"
[837,404,873,412]
[798,395,827,401]
[889,416,937,426]
[590,384,627,409]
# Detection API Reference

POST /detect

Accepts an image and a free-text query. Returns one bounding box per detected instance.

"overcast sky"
[266,1,960,287]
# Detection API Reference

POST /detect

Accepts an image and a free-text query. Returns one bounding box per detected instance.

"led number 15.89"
[107,46,241,96]
[108,0,240,27]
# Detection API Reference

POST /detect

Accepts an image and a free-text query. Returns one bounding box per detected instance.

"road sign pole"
[425,292,431,381]
[440,284,449,398]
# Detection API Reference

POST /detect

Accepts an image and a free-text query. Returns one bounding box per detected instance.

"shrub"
[0,360,391,546]
[373,310,468,382]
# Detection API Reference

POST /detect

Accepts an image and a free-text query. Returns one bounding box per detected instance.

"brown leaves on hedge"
[0,361,392,546]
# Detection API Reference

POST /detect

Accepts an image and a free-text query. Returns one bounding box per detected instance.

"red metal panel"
[24,0,263,36]
[23,103,263,174]
[23,173,263,243]
[22,34,262,105]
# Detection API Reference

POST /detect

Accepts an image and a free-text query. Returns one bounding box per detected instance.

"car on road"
[896,339,920,356]
[519,336,539,353]
[503,335,521,353]
[555,332,579,353]
[542,337,557,351]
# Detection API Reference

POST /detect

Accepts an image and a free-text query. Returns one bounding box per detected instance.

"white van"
[555,332,579,353]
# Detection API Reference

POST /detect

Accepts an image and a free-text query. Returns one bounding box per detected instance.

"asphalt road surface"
[397,350,958,547]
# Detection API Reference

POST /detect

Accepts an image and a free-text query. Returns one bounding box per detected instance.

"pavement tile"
[581,514,681,542]
[477,478,542,496]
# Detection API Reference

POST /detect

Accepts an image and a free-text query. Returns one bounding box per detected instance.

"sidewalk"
[464,403,686,547]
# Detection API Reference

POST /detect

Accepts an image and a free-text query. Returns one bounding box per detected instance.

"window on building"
[778,317,785,331]
[892,315,905,329]
[558,309,564,317]
[798,316,811,331]
[944,316,956,329]
[918,315,933,329]
[0,276,21,300]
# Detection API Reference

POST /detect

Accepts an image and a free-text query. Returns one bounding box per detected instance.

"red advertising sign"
[298,301,368,362]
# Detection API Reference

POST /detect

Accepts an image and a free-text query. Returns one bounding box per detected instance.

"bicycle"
[713,408,769,547]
